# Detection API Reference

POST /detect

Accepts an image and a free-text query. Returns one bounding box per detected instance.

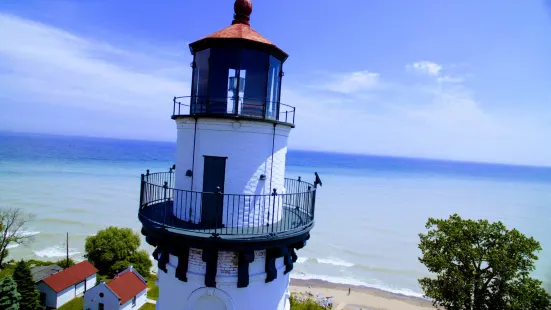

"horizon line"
[2,129,550,170]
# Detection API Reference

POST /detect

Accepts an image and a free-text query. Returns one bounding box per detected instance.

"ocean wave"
[296,257,354,267]
[59,208,92,214]
[20,230,40,237]
[296,257,309,264]
[4,230,40,249]
[296,256,424,276]
[290,273,424,298]
[6,243,20,249]
[317,258,354,267]
[6,230,40,238]
[33,245,80,258]
[40,218,84,225]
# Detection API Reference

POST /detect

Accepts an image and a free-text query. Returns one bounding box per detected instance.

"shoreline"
[290,278,434,310]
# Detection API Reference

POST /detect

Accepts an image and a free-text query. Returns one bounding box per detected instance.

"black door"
[39,292,46,306]
[202,156,226,227]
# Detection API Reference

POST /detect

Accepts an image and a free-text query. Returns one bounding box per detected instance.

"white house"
[37,260,98,309]
[84,266,148,310]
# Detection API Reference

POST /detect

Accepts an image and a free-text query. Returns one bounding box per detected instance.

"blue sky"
[1,0,551,165]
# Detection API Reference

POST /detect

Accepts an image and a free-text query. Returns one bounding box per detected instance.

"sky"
[1,0,551,166]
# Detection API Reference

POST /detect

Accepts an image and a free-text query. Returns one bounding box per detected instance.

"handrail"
[138,171,316,238]
[172,95,296,125]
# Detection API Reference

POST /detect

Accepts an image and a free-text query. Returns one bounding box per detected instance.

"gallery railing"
[139,171,316,238]
[172,96,296,125]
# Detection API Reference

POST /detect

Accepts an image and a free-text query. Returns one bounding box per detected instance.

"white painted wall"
[120,289,147,310]
[173,118,291,227]
[86,274,97,291]
[156,248,291,310]
[76,281,85,295]
[37,281,57,309]
[56,285,76,308]
[83,282,119,310]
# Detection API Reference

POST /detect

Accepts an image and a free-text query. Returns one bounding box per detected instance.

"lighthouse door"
[201,156,226,227]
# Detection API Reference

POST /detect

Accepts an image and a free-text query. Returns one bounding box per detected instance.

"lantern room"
[183,0,290,123]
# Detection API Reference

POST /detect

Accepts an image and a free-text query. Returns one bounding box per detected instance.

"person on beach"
[348,287,351,295]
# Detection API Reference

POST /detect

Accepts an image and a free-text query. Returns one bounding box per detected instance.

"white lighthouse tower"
[138,1,318,309]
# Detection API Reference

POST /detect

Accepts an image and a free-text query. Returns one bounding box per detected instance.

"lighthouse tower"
[138,1,318,309]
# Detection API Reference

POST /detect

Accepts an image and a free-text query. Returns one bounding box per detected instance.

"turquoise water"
[1,132,550,296]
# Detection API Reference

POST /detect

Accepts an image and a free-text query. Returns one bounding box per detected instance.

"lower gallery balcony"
[138,171,316,241]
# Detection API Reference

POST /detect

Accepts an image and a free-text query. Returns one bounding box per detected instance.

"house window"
[98,303,104,310]
[132,296,136,307]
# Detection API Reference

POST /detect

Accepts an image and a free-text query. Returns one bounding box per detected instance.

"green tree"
[55,258,75,269]
[12,261,39,310]
[418,214,551,310]
[85,227,152,277]
[0,276,20,310]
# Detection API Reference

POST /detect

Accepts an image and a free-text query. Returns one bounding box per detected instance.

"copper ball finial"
[232,0,252,25]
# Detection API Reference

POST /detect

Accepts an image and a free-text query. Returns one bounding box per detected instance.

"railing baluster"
[252,195,257,235]
[139,174,145,211]
[271,189,277,232]
[163,182,168,226]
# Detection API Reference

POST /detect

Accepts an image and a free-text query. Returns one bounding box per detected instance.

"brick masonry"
[187,248,267,277]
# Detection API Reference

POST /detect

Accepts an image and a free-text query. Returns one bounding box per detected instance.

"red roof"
[189,0,287,59]
[43,261,98,293]
[199,23,273,45]
[107,271,147,305]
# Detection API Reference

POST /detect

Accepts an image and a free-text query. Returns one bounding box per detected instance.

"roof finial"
[232,0,252,26]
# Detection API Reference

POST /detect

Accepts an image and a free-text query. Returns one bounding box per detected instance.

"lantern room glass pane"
[208,47,242,114]
[240,49,269,118]
[266,56,281,120]
[191,49,210,114]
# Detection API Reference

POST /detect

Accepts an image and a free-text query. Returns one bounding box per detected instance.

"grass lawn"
[147,274,159,301]
[58,297,84,310]
[139,303,156,310]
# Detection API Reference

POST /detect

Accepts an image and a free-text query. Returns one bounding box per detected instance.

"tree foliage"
[85,226,152,277]
[55,258,75,269]
[289,296,328,310]
[418,214,551,310]
[0,209,36,268]
[0,276,20,310]
[12,261,39,310]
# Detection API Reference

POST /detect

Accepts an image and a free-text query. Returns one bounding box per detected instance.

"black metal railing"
[172,96,296,125]
[139,171,316,238]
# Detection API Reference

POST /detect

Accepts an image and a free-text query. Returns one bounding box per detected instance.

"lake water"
[1,132,550,297]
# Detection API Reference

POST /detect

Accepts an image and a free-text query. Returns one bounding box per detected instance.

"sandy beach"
[290,279,434,310]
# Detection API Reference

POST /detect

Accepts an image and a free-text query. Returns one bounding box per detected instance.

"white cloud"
[0,13,191,140]
[285,65,551,166]
[322,71,380,94]
[408,61,443,76]
[436,75,464,84]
